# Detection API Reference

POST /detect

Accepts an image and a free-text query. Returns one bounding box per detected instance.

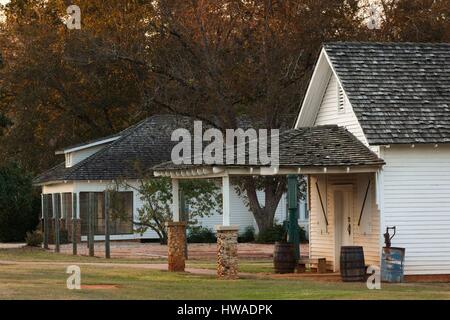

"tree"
[0,162,39,242]
[1,0,448,234]
[110,177,221,244]
[124,0,369,233]
[0,0,156,173]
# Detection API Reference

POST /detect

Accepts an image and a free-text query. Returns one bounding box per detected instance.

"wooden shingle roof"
[34,114,295,184]
[153,125,385,171]
[325,42,450,145]
[34,115,194,184]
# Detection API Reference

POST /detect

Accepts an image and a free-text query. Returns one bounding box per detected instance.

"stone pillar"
[216,225,239,279]
[166,222,187,272]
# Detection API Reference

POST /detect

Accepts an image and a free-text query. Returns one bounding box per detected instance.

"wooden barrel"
[340,246,365,282]
[273,242,296,274]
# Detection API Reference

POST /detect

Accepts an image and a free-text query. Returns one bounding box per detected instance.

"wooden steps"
[298,257,328,273]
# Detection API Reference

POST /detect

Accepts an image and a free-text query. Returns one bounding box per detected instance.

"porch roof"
[153,125,385,177]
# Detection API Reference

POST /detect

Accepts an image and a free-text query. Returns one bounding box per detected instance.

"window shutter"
[315,178,328,234]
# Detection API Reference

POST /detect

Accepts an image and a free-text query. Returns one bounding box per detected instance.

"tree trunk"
[243,176,286,234]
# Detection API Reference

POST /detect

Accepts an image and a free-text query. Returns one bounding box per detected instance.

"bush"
[256,224,308,244]
[25,230,43,247]
[187,226,216,243]
[0,163,40,242]
[238,226,255,243]
[256,224,285,243]
[60,229,69,244]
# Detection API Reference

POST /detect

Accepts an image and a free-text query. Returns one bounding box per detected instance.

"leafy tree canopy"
[0,162,39,242]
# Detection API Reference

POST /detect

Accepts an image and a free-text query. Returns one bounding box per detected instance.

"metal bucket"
[381,247,405,283]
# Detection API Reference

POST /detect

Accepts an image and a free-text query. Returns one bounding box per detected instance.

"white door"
[333,185,354,270]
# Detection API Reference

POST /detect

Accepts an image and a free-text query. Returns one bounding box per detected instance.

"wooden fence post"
[104,191,111,259]
[88,192,95,257]
[43,194,49,250]
[72,193,77,255]
[54,194,60,253]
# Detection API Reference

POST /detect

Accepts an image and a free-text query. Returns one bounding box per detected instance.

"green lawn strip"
[1,262,450,300]
[0,248,166,264]
[0,248,275,273]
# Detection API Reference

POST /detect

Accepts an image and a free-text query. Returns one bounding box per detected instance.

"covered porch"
[153,125,385,278]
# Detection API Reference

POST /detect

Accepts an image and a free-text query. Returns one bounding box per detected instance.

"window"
[337,83,345,113]
[53,193,61,218]
[65,153,73,167]
[79,192,133,235]
[42,194,53,219]
[61,193,73,229]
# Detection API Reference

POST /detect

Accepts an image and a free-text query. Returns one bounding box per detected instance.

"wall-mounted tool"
[383,226,396,248]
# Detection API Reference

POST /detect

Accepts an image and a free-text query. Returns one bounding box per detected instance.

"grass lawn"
[1,248,450,300]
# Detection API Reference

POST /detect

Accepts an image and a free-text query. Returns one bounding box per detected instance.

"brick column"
[216,225,239,279]
[166,222,187,272]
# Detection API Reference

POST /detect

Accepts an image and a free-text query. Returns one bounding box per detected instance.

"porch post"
[60,192,65,232]
[72,192,78,255]
[166,178,186,272]
[222,176,231,226]
[287,175,300,260]
[104,191,111,259]
[172,179,180,222]
[216,175,239,279]
[88,192,95,257]
[53,194,60,253]
[43,194,49,249]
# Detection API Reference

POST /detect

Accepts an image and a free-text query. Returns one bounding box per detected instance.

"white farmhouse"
[296,42,450,275]
[34,115,307,242]
[154,42,450,278]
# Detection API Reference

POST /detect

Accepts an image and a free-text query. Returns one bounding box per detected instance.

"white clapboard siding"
[310,175,335,269]
[314,74,368,146]
[46,180,291,240]
[310,174,380,271]
[199,189,288,233]
[353,174,381,266]
[198,187,256,232]
[382,145,450,275]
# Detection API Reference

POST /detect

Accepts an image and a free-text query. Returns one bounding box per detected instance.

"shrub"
[25,230,43,247]
[256,224,307,244]
[187,226,216,243]
[256,224,286,243]
[0,163,40,242]
[60,229,69,244]
[238,226,255,243]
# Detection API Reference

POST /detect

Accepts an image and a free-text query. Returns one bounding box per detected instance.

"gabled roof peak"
[320,41,450,145]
